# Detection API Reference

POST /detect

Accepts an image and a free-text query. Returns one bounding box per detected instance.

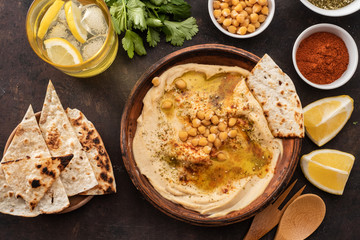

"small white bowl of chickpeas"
[209,0,275,38]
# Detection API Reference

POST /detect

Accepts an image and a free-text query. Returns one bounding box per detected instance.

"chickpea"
[196,111,205,120]
[204,129,210,137]
[214,138,222,149]
[258,14,266,23]
[232,0,240,5]
[152,77,160,87]
[191,138,199,146]
[199,137,208,146]
[175,79,187,90]
[245,6,252,14]
[213,0,221,8]
[218,122,227,132]
[223,18,232,27]
[238,26,247,35]
[222,8,231,17]
[179,131,188,142]
[217,152,227,161]
[228,117,237,127]
[188,128,197,137]
[236,14,245,23]
[232,19,240,27]
[211,115,219,125]
[217,16,225,24]
[161,100,173,109]
[213,9,222,19]
[240,1,247,8]
[219,132,228,141]
[220,3,229,9]
[261,6,269,15]
[202,119,212,126]
[249,0,257,4]
[198,125,206,134]
[203,146,212,154]
[244,0,251,7]
[258,0,267,6]
[240,10,248,17]
[205,110,214,120]
[208,134,216,143]
[234,3,243,12]
[192,118,201,128]
[253,3,262,13]
[254,21,261,28]
[231,10,238,18]
[250,13,259,23]
[210,126,218,134]
[228,130,238,138]
[247,24,256,33]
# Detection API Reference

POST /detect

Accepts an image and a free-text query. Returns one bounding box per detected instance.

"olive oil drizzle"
[159,71,274,193]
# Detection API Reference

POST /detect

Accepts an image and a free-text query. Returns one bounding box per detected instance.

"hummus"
[133,64,282,218]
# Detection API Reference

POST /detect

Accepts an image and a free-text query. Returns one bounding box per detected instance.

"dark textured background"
[0,0,359,239]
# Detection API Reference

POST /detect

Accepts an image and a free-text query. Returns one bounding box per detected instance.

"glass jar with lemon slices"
[26,0,118,77]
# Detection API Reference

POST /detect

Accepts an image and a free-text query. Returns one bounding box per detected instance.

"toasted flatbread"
[0,105,70,216]
[1,155,73,210]
[66,108,116,195]
[39,81,98,196]
[246,54,304,138]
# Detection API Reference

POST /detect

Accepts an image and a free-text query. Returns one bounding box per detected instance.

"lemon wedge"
[64,1,87,43]
[44,37,83,65]
[303,95,354,146]
[301,149,355,195]
[37,0,65,39]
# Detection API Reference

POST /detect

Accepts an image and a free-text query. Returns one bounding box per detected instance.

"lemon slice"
[301,149,355,195]
[37,0,65,39]
[64,1,87,43]
[303,95,354,146]
[44,37,83,65]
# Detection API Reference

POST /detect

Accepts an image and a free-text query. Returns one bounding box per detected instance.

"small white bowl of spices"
[300,0,360,17]
[292,23,358,89]
[208,0,275,38]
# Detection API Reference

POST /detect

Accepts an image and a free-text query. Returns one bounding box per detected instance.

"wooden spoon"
[274,194,326,240]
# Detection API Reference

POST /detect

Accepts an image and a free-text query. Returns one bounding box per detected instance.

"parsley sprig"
[105,0,199,58]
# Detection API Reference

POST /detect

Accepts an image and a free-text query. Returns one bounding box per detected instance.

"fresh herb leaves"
[106,0,198,58]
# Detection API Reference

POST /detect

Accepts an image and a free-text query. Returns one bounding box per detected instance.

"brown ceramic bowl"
[4,112,93,214]
[120,44,302,226]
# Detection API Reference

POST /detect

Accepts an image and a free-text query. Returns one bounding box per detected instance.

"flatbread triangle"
[39,81,98,196]
[0,105,70,216]
[246,54,304,138]
[66,108,116,195]
[1,155,73,210]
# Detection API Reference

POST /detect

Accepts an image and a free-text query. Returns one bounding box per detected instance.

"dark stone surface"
[0,0,359,239]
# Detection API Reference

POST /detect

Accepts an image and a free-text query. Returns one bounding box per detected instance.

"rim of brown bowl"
[120,43,302,226]
[3,111,93,214]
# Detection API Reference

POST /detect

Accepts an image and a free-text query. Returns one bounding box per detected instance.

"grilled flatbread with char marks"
[0,105,70,216]
[1,155,73,210]
[66,108,116,195]
[246,54,304,138]
[39,81,98,196]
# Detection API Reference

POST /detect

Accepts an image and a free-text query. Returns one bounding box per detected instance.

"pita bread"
[66,108,116,195]
[246,54,304,138]
[0,105,70,216]
[39,81,98,196]
[1,155,73,210]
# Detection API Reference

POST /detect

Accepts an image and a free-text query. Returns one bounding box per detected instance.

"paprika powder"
[296,32,349,85]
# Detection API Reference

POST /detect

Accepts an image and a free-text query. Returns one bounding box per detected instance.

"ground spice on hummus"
[296,32,349,85]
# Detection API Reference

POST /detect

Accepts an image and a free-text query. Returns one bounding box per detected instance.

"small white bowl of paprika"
[292,23,358,90]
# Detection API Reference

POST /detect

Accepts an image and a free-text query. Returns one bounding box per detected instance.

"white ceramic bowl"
[300,0,360,17]
[292,23,358,90]
[208,0,275,38]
